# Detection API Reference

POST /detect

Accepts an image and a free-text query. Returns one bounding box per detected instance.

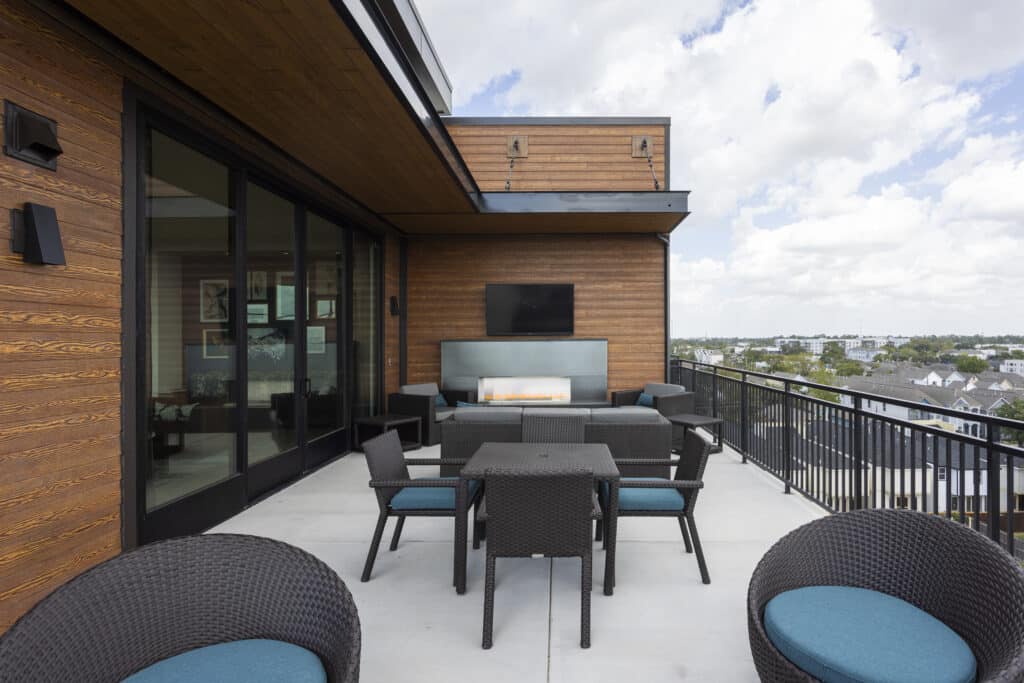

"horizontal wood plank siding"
[447,123,667,192]
[406,235,665,396]
[0,0,123,632]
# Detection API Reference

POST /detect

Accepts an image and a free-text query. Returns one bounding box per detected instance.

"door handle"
[304,378,312,398]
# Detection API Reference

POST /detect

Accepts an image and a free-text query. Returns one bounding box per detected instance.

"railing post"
[712,366,719,419]
[740,371,749,463]
[783,380,792,494]
[986,425,1001,544]
[853,395,864,510]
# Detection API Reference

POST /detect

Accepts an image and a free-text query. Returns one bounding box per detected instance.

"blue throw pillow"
[636,392,654,407]
[456,400,478,407]
[435,393,448,408]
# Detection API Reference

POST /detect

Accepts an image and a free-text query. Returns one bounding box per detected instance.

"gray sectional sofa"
[611,382,694,416]
[440,406,672,478]
[387,382,475,446]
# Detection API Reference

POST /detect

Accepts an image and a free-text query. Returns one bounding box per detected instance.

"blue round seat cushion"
[121,639,327,683]
[764,586,976,683]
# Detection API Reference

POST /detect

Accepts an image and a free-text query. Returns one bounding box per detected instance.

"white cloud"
[417,0,1024,335]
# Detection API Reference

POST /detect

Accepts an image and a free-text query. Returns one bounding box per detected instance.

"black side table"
[665,413,724,453]
[354,414,422,451]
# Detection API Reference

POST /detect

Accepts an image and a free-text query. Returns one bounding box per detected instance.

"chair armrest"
[619,479,704,490]
[388,392,434,420]
[442,389,476,405]
[404,458,468,466]
[611,389,641,407]
[369,478,458,489]
[655,391,695,416]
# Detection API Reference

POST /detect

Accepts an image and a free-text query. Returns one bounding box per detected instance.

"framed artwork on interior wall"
[275,271,295,321]
[202,328,231,359]
[199,279,230,323]
[307,325,326,354]
[248,327,287,361]
[247,271,268,301]
[315,298,336,320]
[247,303,269,324]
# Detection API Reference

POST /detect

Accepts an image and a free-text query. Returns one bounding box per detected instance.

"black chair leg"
[595,518,603,542]
[686,513,710,584]
[361,511,389,582]
[482,555,497,649]
[581,554,592,648]
[389,516,405,551]
[678,515,693,553]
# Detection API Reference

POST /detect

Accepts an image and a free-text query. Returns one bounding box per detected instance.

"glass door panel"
[144,129,236,510]
[246,183,297,464]
[305,214,346,447]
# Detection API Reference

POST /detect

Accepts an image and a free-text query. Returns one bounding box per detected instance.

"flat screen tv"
[486,284,574,336]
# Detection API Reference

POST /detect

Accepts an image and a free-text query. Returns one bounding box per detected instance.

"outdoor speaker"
[11,203,65,265]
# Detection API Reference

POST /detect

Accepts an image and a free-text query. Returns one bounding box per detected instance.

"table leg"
[604,479,619,596]
[455,478,468,594]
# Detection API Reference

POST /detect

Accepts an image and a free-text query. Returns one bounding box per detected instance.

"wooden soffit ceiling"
[68,0,475,217]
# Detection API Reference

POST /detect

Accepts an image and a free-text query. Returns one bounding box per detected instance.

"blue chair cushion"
[616,477,685,511]
[122,639,326,683]
[389,477,479,510]
[435,393,448,408]
[764,586,976,683]
[635,392,654,407]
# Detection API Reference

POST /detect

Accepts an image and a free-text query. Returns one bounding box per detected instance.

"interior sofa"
[387,383,476,446]
[440,406,672,477]
[611,382,693,417]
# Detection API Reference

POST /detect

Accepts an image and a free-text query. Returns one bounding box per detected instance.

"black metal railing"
[670,358,1024,558]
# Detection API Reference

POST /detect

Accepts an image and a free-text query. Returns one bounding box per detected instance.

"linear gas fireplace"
[478,376,571,404]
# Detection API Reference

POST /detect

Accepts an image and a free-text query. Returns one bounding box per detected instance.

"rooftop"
[211,439,823,681]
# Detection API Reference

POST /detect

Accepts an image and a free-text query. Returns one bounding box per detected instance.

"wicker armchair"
[0,534,360,683]
[611,382,694,417]
[362,429,482,582]
[481,468,597,649]
[606,430,711,584]
[748,509,1024,682]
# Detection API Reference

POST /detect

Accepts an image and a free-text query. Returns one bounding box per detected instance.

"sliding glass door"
[137,115,378,543]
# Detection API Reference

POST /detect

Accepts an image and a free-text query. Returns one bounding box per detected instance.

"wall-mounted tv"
[486,283,574,336]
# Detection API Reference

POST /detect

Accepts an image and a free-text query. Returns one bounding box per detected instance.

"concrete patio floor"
[211,436,824,682]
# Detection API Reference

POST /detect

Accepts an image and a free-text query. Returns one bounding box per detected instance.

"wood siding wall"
[406,235,666,396]
[0,1,123,632]
[447,123,667,192]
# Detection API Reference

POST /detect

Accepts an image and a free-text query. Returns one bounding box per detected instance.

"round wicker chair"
[0,534,360,683]
[748,509,1024,682]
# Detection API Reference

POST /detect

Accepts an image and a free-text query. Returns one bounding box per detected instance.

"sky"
[415,0,1024,338]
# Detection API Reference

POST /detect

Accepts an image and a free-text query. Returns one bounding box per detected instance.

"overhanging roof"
[391,191,690,234]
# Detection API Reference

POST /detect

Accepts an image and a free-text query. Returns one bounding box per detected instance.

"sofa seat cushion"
[122,639,326,683]
[522,407,592,418]
[643,382,685,397]
[401,382,440,396]
[590,407,664,424]
[616,477,685,511]
[435,408,455,422]
[764,586,976,683]
[389,477,479,510]
[452,407,523,423]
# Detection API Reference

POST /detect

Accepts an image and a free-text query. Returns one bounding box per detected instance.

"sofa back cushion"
[401,382,440,396]
[452,407,524,423]
[590,407,664,423]
[643,382,685,397]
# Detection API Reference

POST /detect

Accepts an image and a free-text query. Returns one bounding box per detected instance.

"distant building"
[848,347,883,362]
[1001,359,1024,378]
[694,348,724,365]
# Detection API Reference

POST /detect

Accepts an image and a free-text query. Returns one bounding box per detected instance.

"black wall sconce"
[389,295,401,316]
[4,101,63,171]
[11,203,65,265]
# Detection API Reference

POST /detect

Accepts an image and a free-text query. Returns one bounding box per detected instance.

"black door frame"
[124,85,383,547]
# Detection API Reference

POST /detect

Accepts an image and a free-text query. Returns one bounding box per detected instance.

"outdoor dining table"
[454,442,621,596]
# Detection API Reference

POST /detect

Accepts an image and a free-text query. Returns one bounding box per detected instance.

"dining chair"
[604,430,711,584]
[361,429,481,582]
[480,467,597,649]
